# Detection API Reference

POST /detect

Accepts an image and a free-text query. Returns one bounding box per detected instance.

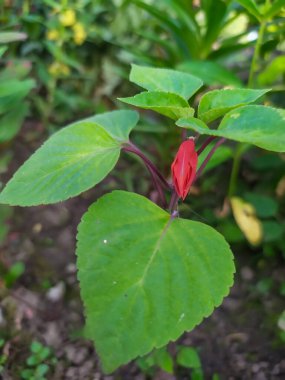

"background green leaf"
[177,60,243,87]
[265,0,285,18]
[258,56,285,85]
[177,346,201,369]
[0,103,28,142]
[76,191,235,373]
[236,0,261,20]
[244,193,278,218]
[198,143,233,173]
[130,64,203,100]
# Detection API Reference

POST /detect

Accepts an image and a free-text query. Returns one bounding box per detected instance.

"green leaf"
[236,0,261,20]
[198,88,270,123]
[119,92,194,120]
[130,64,203,100]
[0,111,139,206]
[0,46,7,58]
[265,0,285,18]
[177,60,243,87]
[0,79,35,114]
[177,106,285,152]
[0,103,28,142]
[76,191,235,373]
[177,346,201,369]
[30,341,43,354]
[36,364,49,377]
[203,0,228,55]
[244,193,278,218]
[258,56,285,85]
[263,221,284,242]
[4,262,25,288]
[198,144,233,173]
[80,110,139,142]
[178,117,209,133]
[153,348,174,373]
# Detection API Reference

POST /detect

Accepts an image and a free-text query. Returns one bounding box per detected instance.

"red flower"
[171,139,198,200]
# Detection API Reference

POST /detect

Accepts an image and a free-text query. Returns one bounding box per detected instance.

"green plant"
[20,341,56,380]
[137,345,210,379]
[0,339,8,375]
[1,1,128,128]
[1,262,25,288]
[0,31,35,245]
[0,61,284,373]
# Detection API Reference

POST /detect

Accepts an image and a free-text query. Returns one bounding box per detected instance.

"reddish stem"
[123,143,171,191]
[195,138,226,178]
[197,136,217,155]
[169,191,179,214]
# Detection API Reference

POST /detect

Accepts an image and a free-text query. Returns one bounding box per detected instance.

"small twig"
[195,138,226,178]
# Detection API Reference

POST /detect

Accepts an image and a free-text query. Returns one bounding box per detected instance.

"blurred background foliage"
[0,0,285,378]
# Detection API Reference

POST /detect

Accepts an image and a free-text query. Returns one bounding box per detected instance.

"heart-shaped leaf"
[77,191,235,373]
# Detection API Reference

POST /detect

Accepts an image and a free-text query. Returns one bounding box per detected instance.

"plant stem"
[228,144,244,197]
[123,142,171,191]
[169,191,179,214]
[147,164,167,208]
[196,138,226,178]
[197,136,217,155]
[248,19,266,88]
[122,142,172,207]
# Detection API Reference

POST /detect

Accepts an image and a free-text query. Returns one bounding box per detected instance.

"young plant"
[20,341,56,380]
[1,65,285,373]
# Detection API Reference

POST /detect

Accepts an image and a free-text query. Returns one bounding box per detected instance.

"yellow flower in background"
[48,62,70,77]
[73,22,87,45]
[47,29,60,41]
[59,9,76,27]
[230,197,263,246]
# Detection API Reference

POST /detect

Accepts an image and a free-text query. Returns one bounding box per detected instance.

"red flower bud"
[171,139,198,200]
